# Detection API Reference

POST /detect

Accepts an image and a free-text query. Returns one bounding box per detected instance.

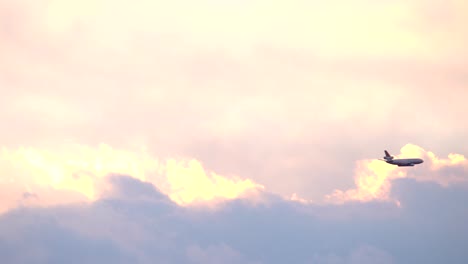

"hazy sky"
[1,0,468,263]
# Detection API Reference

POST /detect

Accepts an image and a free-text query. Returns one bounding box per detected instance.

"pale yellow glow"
[326,159,401,203]
[326,144,468,204]
[19,0,447,59]
[44,0,100,33]
[0,144,263,212]
[165,159,262,205]
[429,152,466,168]
[400,144,425,159]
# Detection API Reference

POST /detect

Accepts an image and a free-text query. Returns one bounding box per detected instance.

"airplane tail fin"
[384,150,394,160]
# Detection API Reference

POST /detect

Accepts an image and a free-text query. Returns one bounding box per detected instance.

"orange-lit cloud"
[0,144,264,213]
[1,143,466,212]
[326,144,468,204]
[325,159,403,204]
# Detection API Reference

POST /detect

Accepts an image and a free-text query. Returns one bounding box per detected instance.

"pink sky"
[0,1,468,203]
[1,0,468,209]
[1,1,468,263]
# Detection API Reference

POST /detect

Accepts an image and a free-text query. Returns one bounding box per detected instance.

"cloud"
[1,0,467,202]
[102,174,170,202]
[1,1,467,261]
[326,144,468,204]
[1,142,466,213]
[311,245,395,264]
[1,175,467,263]
[186,244,262,264]
[0,207,137,264]
[0,144,264,213]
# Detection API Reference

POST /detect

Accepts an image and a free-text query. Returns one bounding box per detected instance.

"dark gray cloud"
[0,175,467,264]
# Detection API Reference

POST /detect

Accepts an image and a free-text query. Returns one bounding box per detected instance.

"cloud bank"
[327,144,468,204]
[0,143,264,213]
[1,143,467,212]
[1,172,467,263]
[0,143,466,263]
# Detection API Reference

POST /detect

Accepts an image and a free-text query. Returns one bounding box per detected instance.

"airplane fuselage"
[385,158,423,167]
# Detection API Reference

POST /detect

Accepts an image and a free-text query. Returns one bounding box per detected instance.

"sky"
[0,0,468,263]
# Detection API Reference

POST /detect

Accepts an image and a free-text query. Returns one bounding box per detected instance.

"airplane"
[380,150,423,167]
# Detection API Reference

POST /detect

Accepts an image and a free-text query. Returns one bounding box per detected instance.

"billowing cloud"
[1,142,466,213]
[326,144,468,204]
[0,144,263,212]
[0,175,467,263]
